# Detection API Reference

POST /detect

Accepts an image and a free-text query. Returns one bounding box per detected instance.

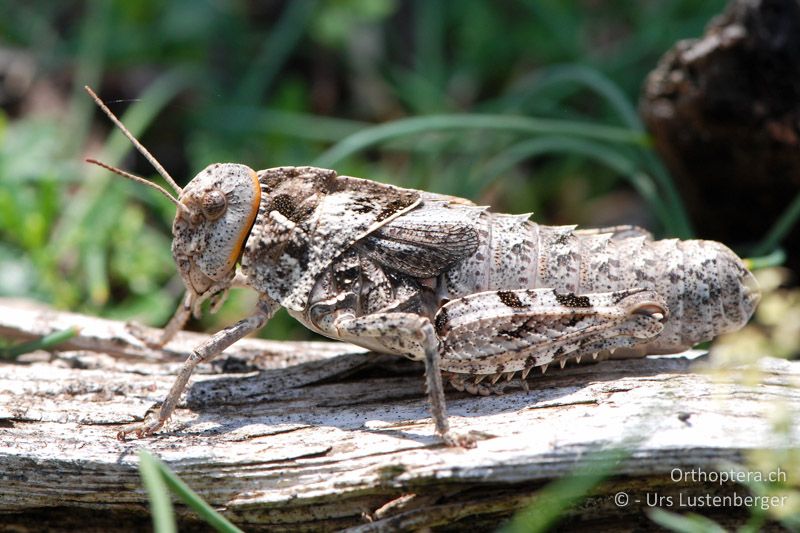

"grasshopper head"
[83,86,263,313]
[172,163,261,298]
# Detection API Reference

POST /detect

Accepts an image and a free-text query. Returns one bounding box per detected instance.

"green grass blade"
[415,0,444,87]
[150,454,244,533]
[61,1,111,158]
[523,2,581,58]
[744,248,786,271]
[235,0,316,103]
[411,0,446,112]
[506,63,644,130]
[138,450,177,533]
[213,107,365,142]
[496,64,693,238]
[500,448,628,533]
[638,151,692,238]
[314,114,649,168]
[648,508,727,533]
[751,190,800,257]
[479,136,675,233]
[540,67,692,237]
[0,326,80,360]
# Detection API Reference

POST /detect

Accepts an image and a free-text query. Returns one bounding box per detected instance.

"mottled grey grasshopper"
[85,86,760,447]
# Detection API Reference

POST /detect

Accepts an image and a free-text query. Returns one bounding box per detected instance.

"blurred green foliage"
[0,0,731,340]
[4,3,800,530]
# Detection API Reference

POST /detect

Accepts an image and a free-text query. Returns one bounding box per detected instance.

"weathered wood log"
[0,297,797,531]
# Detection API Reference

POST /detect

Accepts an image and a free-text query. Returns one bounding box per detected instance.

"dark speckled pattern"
[172,165,758,378]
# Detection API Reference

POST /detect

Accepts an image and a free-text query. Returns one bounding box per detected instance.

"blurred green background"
[1,0,783,344]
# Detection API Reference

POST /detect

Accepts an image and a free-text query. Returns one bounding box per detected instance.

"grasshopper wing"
[359,202,480,278]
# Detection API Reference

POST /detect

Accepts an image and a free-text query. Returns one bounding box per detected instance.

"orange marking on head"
[225,168,262,270]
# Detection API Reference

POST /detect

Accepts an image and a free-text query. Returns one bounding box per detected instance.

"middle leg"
[331,312,473,447]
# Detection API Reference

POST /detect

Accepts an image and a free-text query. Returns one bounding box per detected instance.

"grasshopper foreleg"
[128,271,251,348]
[117,297,278,440]
[125,292,194,348]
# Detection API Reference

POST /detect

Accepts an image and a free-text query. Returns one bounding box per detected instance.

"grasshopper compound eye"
[201,189,227,220]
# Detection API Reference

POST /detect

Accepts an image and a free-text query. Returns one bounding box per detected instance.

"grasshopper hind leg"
[323,288,665,446]
[434,287,668,392]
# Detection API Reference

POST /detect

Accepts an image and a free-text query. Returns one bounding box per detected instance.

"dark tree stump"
[641,0,800,268]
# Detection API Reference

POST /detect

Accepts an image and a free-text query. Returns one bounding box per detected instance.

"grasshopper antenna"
[84,85,183,195]
[85,158,191,216]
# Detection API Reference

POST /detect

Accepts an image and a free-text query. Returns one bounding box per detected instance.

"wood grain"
[0,298,796,531]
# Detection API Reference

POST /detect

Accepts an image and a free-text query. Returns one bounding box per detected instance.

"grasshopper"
[85,86,760,447]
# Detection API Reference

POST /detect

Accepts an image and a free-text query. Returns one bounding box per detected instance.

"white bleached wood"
[0,298,797,531]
